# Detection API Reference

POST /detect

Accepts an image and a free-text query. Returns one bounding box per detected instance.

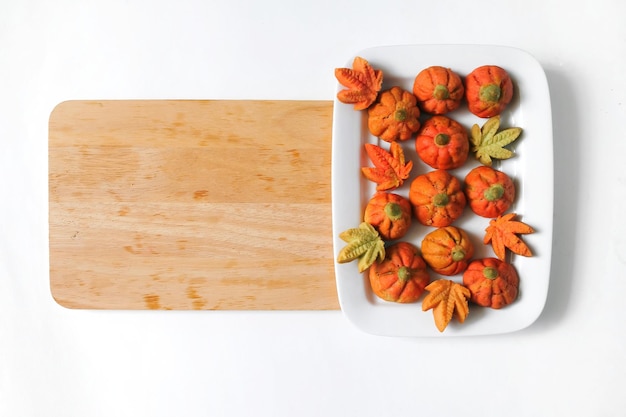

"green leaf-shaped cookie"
[337,222,385,272]
[470,115,522,166]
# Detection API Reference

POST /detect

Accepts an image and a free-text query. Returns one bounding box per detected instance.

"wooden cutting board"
[49,100,339,310]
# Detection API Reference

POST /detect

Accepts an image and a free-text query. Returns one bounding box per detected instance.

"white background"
[2,1,626,416]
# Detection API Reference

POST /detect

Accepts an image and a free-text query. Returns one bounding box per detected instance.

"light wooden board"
[49,100,339,310]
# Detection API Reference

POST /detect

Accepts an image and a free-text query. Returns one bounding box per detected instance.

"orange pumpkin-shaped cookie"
[369,242,431,303]
[409,170,466,227]
[412,66,464,114]
[465,165,515,218]
[367,86,421,142]
[462,257,519,308]
[465,65,514,118]
[415,115,469,170]
[363,192,412,241]
[421,226,474,276]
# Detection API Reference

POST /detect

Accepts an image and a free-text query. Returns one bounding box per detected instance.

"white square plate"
[331,45,553,337]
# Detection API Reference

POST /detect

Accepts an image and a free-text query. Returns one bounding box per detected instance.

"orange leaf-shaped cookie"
[484,213,534,260]
[422,279,471,332]
[335,56,383,110]
[361,142,413,191]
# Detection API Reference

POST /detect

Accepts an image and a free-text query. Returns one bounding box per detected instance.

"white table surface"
[2,1,625,416]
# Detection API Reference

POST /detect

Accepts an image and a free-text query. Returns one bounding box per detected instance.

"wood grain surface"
[48,100,339,310]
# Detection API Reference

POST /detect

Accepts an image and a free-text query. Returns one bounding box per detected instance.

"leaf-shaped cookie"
[422,279,471,332]
[335,56,384,110]
[484,212,534,260]
[337,222,385,272]
[361,142,413,191]
[470,115,522,166]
